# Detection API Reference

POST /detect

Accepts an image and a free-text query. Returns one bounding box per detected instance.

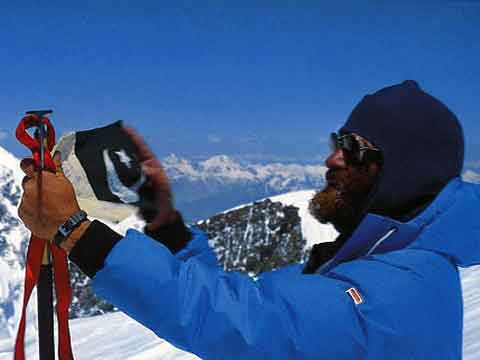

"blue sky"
[1,1,479,167]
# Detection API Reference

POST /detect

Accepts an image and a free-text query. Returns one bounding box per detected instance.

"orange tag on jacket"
[346,287,363,305]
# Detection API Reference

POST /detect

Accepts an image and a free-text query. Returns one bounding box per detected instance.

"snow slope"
[269,190,338,249]
[0,311,198,360]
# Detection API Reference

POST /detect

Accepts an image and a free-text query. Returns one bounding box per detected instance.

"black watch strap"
[54,210,88,246]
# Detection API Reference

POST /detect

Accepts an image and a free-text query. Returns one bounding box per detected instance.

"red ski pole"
[14,110,75,360]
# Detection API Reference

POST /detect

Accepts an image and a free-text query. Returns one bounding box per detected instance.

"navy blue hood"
[340,80,464,218]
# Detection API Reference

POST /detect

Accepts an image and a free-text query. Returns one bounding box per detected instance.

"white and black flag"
[54,121,153,223]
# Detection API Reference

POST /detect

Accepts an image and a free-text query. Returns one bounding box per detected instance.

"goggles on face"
[330,132,382,165]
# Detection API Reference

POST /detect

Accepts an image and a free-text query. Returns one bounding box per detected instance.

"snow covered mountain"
[163,154,327,185]
[0,147,31,339]
[162,154,328,221]
[1,146,479,359]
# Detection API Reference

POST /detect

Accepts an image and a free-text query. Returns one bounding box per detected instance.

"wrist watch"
[54,210,88,246]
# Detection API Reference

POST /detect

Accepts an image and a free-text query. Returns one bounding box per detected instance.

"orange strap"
[14,114,74,360]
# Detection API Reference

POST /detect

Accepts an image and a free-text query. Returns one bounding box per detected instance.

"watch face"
[58,211,87,238]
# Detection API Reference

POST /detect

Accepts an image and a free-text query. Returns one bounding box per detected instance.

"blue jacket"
[91,178,480,359]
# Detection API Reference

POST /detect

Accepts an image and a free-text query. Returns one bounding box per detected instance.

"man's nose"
[325,149,346,169]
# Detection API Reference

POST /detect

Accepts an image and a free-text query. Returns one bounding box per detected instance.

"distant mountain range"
[162,154,328,222]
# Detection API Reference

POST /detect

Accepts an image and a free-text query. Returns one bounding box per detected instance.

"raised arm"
[90,228,363,360]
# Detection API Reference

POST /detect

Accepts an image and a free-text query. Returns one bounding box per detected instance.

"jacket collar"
[316,177,465,274]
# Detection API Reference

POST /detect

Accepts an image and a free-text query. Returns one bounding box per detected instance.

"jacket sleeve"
[174,226,219,268]
[69,220,219,278]
[91,229,367,360]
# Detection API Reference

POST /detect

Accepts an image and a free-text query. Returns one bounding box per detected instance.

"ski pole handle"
[16,110,56,172]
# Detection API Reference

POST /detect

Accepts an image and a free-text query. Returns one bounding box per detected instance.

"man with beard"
[304,132,382,274]
[19,80,480,359]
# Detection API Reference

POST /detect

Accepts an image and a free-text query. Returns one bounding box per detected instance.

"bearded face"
[309,162,380,234]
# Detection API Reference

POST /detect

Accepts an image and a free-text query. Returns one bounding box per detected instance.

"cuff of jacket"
[69,212,192,278]
[144,211,192,254]
[69,220,122,278]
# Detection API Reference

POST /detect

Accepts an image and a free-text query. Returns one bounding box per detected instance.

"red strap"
[52,245,74,360]
[14,235,46,360]
[15,115,56,171]
[14,114,74,360]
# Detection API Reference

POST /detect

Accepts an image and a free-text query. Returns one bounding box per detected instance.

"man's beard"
[309,165,378,234]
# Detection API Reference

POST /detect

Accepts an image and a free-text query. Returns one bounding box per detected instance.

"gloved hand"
[18,153,90,252]
[122,126,178,231]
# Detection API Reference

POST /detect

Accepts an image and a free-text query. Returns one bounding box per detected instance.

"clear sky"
[1,1,479,167]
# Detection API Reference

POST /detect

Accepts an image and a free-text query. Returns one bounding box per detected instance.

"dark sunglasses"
[330,132,382,165]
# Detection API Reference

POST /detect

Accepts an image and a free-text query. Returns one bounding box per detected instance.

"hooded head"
[340,80,464,220]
